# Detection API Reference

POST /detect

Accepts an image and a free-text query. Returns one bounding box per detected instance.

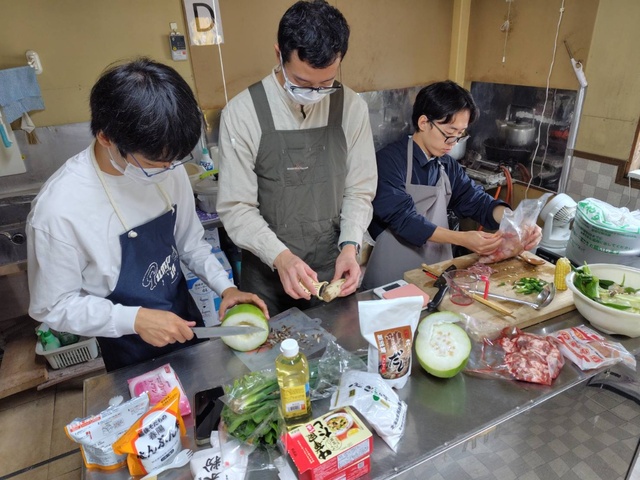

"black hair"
[278,0,350,68]
[90,57,201,163]
[411,80,479,131]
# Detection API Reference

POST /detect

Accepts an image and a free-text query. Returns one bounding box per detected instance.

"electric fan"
[538,193,577,255]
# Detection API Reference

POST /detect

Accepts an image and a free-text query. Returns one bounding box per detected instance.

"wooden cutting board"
[403,253,576,335]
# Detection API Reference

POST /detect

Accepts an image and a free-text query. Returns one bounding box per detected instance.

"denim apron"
[92,158,204,371]
[362,138,453,289]
[240,82,347,315]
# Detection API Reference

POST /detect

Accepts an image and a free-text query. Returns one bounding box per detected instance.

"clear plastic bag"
[478,193,551,264]
[549,325,636,371]
[465,326,564,385]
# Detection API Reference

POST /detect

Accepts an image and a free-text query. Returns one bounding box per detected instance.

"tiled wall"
[566,156,640,211]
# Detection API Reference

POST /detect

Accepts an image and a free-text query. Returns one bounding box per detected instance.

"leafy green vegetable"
[573,264,640,313]
[513,277,548,295]
[221,360,321,447]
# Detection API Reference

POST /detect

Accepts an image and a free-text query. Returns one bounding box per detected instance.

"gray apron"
[362,138,453,289]
[240,82,347,315]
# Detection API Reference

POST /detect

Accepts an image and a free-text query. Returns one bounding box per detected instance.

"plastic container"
[276,338,312,426]
[36,336,100,369]
[194,178,219,213]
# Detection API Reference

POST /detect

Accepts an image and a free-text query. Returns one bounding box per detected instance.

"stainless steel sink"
[0,195,34,322]
[0,195,33,271]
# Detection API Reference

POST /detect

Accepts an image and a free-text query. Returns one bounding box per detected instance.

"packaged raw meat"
[549,325,636,371]
[465,326,564,385]
[478,194,551,264]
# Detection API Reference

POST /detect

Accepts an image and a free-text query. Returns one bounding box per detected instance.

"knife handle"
[426,284,449,312]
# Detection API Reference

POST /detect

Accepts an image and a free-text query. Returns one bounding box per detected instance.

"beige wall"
[579,0,640,160]
[191,0,453,109]
[467,0,598,90]
[3,0,637,167]
[0,0,194,127]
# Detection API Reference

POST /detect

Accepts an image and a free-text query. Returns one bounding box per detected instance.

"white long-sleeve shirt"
[217,68,377,267]
[27,142,235,338]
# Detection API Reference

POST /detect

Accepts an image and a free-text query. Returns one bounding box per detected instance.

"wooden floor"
[0,376,89,480]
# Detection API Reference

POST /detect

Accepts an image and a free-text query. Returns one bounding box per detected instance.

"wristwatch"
[339,241,361,255]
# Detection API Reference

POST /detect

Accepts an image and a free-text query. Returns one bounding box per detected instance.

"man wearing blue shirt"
[363,81,539,288]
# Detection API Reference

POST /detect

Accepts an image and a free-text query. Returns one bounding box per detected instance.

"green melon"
[220,304,269,351]
[416,312,471,378]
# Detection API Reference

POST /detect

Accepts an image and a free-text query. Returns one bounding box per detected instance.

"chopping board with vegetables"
[403,253,576,333]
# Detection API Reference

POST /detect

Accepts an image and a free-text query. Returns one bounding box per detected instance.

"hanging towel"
[0,66,45,123]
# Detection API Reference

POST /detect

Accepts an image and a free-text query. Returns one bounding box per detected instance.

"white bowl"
[566,263,640,337]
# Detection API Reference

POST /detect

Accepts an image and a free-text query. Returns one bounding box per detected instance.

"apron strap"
[327,82,344,127]
[249,82,276,133]
[405,137,414,186]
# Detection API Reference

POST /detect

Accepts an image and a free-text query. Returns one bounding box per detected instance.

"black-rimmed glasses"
[130,153,195,177]
[281,62,342,95]
[429,121,469,145]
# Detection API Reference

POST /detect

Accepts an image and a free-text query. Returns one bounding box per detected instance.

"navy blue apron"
[96,204,205,371]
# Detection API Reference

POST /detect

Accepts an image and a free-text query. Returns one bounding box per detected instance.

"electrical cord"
[525,0,566,199]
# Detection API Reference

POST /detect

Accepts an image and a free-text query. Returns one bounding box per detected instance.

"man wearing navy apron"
[364,81,542,289]
[27,59,268,371]
[218,1,377,315]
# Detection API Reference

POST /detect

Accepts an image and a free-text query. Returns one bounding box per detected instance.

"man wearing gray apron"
[217,1,377,315]
[364,81,512,289]
[363,138,454,289]
[239,82,347,314]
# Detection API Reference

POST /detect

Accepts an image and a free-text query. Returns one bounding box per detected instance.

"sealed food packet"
[465,326,564,385]
[112,386,187,476]
[549,325,636,371]
[127,363,191,416]
[358,296,423,389]
[65,393,150,471]
[330,370,407,451]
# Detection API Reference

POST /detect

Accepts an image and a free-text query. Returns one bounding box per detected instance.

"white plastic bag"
[358,296,422,389]
[330,370,407,451]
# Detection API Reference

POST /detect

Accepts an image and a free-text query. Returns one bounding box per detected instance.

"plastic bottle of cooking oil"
[276,339,312,426]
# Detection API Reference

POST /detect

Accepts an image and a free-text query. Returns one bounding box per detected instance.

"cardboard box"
[285,406,373,480]
[183,228,233,326]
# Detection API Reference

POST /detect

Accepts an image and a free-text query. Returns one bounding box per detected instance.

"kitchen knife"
[191,326,264,338]
[424,264,457,313]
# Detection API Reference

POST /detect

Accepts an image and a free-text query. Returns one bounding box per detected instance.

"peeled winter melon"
[416,312,471,378]
[220,304,269,351]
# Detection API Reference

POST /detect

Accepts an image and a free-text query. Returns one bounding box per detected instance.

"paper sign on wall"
[183,0,224,45]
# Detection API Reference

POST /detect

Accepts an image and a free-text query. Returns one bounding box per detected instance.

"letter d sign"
[183,0,224,45]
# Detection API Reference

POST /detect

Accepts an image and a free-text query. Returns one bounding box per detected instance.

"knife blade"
[191,326,264,338]
[424,264,457,313]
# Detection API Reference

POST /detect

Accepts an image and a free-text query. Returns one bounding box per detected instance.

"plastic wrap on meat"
[499,331,564,385]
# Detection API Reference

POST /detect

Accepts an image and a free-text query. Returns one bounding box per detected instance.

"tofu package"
[330,370,407,451]
[284,406,373,480]
[358,296,423,389]
[64,393,150,471]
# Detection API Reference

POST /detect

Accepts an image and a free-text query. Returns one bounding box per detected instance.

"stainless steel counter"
[82,291,640,480]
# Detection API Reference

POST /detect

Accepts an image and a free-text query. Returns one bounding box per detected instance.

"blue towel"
[0,66,45,123]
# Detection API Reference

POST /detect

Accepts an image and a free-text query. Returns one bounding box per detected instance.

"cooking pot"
[495,105,536,147]
[448,135,469,160]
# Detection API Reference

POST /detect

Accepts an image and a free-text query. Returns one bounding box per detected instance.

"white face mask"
[107,148,169,185]
[279,55,325,106]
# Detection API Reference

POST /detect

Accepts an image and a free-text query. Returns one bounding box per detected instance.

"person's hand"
[522,224,543,251]
[458,230,503,255]
[273,249,318,300]
[134,307,196,347]
[332,244,360,297]
[219,287,270,320]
